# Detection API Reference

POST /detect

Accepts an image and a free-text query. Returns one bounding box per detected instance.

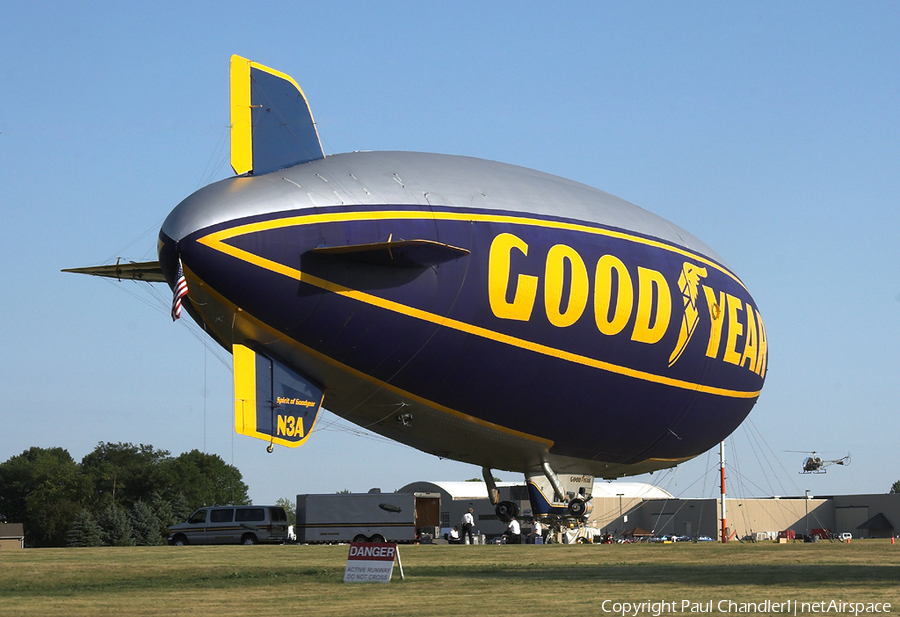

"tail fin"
[233,344,324,449]
[230,55,324,176]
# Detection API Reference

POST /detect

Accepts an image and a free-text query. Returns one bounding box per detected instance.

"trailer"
[295,492,440,544]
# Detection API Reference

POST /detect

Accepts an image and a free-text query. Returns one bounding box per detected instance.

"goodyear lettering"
[722,293,744,366]
[700,290,767,378]
[276,415,304,438]
[489,233,673,344]
[631,267,671,345]
[488,233,767,378]
[703,286,725,359]
[544,244,589,327]
[741,302,758,373]
[594,255,632,335]
[488,233,537,321]
[754,311,767,377]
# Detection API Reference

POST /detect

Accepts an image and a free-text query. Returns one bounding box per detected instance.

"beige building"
[587,493,899,540]
[0,523,25,550]
[401,480,898,541]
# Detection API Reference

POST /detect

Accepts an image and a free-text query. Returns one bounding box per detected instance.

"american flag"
[171,258,189,321]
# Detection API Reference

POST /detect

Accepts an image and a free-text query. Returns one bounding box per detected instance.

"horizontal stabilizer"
[231,55,324,176]
[233,344,324,448]
[311,239,470,268]
[62,261,165,283]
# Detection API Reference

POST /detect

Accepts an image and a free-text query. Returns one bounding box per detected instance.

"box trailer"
[295,492,440,544]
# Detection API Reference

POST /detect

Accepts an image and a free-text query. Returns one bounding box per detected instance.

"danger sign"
[343,542,403,583]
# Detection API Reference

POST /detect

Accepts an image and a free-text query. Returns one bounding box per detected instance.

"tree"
[81,442,171,510]
[96,504,135,546]
[0,447,91,546]
[891,480,900,494]
[0,443,250,547]
[275,497,296,526]
[67,510,103,547]
[129,500,163,546]
[168,492,192,523]
[160,450,249,509]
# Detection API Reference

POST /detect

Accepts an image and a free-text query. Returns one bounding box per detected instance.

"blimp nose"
[156,172,315,329]
[156,177,244,317]
[157,174,258,288]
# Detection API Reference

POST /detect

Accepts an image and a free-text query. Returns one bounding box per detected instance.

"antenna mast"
[720,440,727,543]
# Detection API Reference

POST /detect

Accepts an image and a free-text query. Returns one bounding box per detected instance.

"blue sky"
[3,2,898,505]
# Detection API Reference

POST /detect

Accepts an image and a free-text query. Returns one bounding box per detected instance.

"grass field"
[1,541,898,616]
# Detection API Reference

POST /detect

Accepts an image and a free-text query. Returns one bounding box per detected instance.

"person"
[503,517,521,544]
[530,519,543,544]
[448,526,462,544]
[461,508,475,544]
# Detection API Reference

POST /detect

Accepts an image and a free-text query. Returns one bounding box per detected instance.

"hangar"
[398,480,672,539]
[597,492,900,541]
[399,481,898,541]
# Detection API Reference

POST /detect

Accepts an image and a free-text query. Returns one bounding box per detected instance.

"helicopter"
[790,451,851,474]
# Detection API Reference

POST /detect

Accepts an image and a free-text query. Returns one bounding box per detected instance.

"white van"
[167,505,289,545]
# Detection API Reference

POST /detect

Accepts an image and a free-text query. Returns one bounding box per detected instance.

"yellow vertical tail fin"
[230,55,324,176]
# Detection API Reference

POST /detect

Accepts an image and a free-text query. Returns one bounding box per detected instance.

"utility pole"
[617,493,624,536]
[720,441,727,543]
[805,489,810,538]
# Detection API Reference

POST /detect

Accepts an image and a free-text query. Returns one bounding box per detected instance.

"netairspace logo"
[599,600,892,616]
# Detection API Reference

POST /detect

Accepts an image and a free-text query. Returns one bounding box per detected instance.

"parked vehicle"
[167,505,289,545]
[295,492,440,544]
[777,529,796,541]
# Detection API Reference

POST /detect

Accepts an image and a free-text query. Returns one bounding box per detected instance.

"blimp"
[67,56,767,520]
